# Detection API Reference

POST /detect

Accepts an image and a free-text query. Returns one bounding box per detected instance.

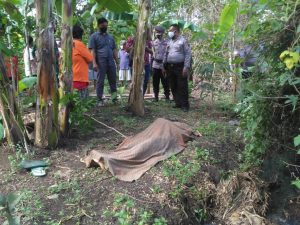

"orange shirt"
[72,39,93,83]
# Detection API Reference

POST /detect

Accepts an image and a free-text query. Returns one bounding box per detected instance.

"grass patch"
[103,193,168,225]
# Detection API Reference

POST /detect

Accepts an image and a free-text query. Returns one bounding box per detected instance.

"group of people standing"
[153,24,192,111]
[85,17,192,111]
[21,17,193,112]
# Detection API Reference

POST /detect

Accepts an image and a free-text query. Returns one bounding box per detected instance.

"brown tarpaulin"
[82,118,192,182]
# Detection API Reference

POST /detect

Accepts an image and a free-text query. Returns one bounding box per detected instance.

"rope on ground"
[84,113,127,138]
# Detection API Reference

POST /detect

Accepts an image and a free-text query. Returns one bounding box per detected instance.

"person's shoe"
[182,107,189,112]
[165,96,170,102]
[97,100,104,107]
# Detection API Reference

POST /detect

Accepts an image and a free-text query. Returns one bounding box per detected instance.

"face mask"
[156,34,162,39]
[168,31,175,39]
[100,27,107,33]
[120,45,124,49]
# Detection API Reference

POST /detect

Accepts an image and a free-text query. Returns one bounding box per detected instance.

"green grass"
[195,120,225,137]
[103,193,168,225]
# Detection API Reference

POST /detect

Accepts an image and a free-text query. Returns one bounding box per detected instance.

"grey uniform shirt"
[152,38,168,70]
[164,36,192,69]
[88,31,116,61]
[238,45,257,69]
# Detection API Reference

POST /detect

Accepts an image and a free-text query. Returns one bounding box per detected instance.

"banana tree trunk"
[58,0,73,137]
[0,52,28,147]
[34,0,59,148]
[128,0,151,116]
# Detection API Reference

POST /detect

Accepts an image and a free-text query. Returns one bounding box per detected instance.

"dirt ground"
[0,96,299,225]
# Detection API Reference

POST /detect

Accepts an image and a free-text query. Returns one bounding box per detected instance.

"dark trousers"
[152,68,170,99]
[143,64,151,95]
[96,58,117,100]
[166,63,189,109]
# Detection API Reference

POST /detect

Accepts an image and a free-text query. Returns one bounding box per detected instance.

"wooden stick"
[84,113,127,138]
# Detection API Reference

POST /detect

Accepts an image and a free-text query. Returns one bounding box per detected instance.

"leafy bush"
[66,92,96,132]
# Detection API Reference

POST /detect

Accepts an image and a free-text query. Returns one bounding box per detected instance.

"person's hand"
[182,68,189,77]
[93,64,98,72]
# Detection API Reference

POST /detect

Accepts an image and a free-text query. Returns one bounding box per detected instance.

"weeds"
[103,193,168,225]
[8,144,34,172]
[150,185,162,194]
[68,92,96,132]
[195,147,210,161]
[196,121,225,137]
[113,115,137,128]
[194,208,208,223]
[163,156,200,185]
[48,179,81,205]
[16,189,46,224]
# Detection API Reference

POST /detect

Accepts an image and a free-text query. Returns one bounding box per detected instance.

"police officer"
[152,25,170,102]
[89,18,119,106]
[163,24,192,111]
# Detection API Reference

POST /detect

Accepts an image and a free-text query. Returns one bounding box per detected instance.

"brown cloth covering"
[82,118,192,182]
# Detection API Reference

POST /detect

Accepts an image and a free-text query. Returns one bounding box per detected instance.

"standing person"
[118,40,131,87]
[143,32,153,96]
[152,25,170,102]
[163,24,192,112]
[236,45,257,79]
[72,25,93,99]
[23,36,37,77]
[125,36,134,77]
[125,31,153,96]
[88,17,119,106]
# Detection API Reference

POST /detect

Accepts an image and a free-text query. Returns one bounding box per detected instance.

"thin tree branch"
[84,113,127,138]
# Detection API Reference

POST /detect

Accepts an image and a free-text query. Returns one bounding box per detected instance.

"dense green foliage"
[233,0,300,169]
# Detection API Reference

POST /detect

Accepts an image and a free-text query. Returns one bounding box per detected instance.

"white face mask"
[168,31,175,39]
[120,45,124,49]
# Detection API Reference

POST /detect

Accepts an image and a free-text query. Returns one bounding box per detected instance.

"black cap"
[154,25,165,33]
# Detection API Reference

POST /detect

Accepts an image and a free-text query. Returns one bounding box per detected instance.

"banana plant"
[0,118,4,141]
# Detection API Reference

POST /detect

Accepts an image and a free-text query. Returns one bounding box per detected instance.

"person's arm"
[113,49,119,64]
[112,38,119,64]
[80,43,93,63]
[91,50,98,71]
[145,41,153,55]
[88,35,98,71]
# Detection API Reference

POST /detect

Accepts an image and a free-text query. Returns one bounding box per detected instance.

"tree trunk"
[34,0,59,148]
[0,52,28,147]
[128,0,151,116]
[58,0,73,137]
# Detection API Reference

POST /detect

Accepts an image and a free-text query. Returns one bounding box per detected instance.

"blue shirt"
[88,32,116,60]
